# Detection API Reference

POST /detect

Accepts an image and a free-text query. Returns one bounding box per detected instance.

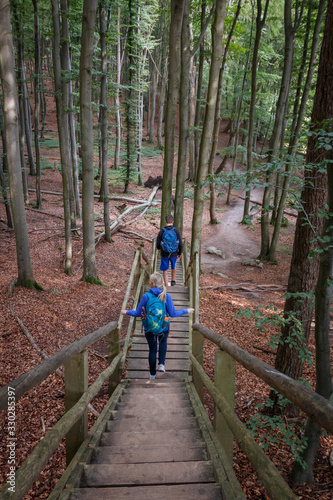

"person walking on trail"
[121,272,194,379]
[156,214,182,287]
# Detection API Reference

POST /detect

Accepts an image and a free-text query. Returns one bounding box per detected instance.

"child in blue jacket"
[121,272,194,379]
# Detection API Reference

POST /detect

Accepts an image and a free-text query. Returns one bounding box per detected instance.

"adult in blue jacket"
[156,214,183,286]
[122,272,194,379]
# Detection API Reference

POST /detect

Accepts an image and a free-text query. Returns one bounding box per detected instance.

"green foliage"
[184,190,195,199]
[39,137,60,149]
[141,145,162,158]
[246,398,308,468]
[236,302,313,365]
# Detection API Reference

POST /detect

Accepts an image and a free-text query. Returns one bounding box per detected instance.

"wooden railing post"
[133,248,142,295]
[64,350,88,465]
[192,252,204,401]
[214,348,236,463]
[108,326,120,396]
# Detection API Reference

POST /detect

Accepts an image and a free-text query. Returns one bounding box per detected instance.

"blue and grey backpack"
[161,227,179,256]
[142,292,169,334]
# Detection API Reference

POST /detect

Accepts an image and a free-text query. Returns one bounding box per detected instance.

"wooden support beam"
[108,328,120,396]
[65,351,88,465]
[214,348,235,463]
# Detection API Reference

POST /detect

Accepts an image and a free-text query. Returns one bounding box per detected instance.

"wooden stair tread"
[100,428,203,447]
[91,443,207,463]
[81,461,215,487]
[62,483,223,499]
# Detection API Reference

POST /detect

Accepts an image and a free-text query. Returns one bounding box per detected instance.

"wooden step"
[80,460,215,487]
[63,483,223,499]
[131,342,189,351]
[127,358,189,371]
[130,350,188,359]
[126,370,189,380]
[106,415,197,433]
[91,442,207,463]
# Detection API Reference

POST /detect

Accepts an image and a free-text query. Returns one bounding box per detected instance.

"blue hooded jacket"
[125,287,189,332]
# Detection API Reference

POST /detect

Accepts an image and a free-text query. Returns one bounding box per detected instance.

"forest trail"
[201,193,261,275]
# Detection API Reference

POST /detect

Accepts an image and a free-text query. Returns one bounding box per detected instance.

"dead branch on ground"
[9,304,99,417]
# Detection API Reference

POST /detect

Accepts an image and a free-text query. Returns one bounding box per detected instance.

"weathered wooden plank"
[100,428,203,447]
[81,461,215,487]
[91,443,207,463]
[60,483,223,499]
[118,393,190,406]
[106,416,197,432]
[126,370,189,380]
[127,358,189,371]
[132,336,189,344]
[131,343,188,351]
[130,350,188,359]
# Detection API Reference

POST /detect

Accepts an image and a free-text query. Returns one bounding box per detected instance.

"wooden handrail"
[193,322,333,435]
[120,270,145,369]
[117,248,141,332]
[0,321,117,411]
[0,352,122,500]
[190,354,297,500]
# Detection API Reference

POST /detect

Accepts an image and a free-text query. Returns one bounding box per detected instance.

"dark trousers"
[144,329,169,375]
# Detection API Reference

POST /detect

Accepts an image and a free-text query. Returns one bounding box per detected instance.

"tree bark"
[0,0,38,288]
[174,0,190,234]
[80,0,100,282]
[243,0,269,221]
[99,1,111,243]
[160,0,185,226]
[191,0,227,257]
[267,0,326,262]
[114,6,122,170]
[291,0,333,483]
[269,0,331,415]
[51,0,73,275]
[32,0,42,210]
[259,0,304,259]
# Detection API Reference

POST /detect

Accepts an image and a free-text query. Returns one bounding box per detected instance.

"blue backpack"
[142,292,169,334]
[161,227,179,256]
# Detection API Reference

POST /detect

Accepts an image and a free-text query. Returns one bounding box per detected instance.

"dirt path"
[201,195,260,275]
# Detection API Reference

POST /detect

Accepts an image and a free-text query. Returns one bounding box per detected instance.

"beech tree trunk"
[269,0,332,416]
[174,0,190,234]
[114,6,122,170]
[267,0,326,262]
[243,0,269,221]
[291,1,333,483]
[32,0,42,209]
[80,0,100,282]
[160,0,185,226]
[51,0,73,275]
[0,0,38,288]
[99,1,111,243]
[191,0,227,257]
[259,0,303,259]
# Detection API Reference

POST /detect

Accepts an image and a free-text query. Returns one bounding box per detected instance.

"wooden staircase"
[54,260,245,500]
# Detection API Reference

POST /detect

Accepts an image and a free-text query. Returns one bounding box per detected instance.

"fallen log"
[27,188,159,205]
[95,186,159,244]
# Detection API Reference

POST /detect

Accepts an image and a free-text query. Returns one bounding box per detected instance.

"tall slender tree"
[191,0,227,257]
[80,0,101,283]
[51,0,73,275]
[0,0,40,288]
[160,0,185,226]
[174,0,191,234]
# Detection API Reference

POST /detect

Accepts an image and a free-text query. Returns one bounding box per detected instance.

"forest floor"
[1,128,333,499]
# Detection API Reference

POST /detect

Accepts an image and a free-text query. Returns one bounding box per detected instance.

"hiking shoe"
[150,374,156,379]
[171,281,176,286]
[158,364,165,372]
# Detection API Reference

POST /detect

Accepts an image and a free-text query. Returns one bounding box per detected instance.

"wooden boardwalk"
[55,262,245,500]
